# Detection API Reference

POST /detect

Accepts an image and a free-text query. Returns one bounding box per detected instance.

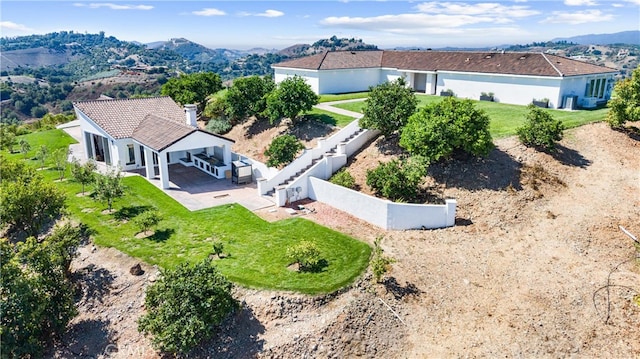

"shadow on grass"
[382,277,423,300]
[287,118,334,142]
[114,205,153,221]
[305,113,337,126]
[148,228,175,242]
[429,147,522,191]
[190,304,265,358]
[551,144,592,168]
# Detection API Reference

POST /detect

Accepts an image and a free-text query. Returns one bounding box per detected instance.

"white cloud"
[192,8,226,16]
[564,0,598,6]
[320,2,540,34]
[541,10,614,24]
[239,9,284,17]
[611,3,624,7]
[0,21,35,32]
[624,0,640,4]
[73,3,153,10]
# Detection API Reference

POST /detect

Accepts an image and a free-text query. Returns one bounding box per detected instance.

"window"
[126,144,135,165]
[585,78,606,99]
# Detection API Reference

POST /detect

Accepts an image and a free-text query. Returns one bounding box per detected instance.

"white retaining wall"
[308,177,456,230]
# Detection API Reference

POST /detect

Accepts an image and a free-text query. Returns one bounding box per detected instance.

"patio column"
[223,144,232,165]
[144,147,154,179]
[158,151,170,189]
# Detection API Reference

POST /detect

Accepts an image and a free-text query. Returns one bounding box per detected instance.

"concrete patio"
[59,121,275,212]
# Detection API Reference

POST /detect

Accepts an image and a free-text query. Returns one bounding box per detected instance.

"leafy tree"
[71,158,97,195]
[36,144,49,169]
[52,148,70,180]
[94,168,125,212]
[133,209,162,235]
[264,134,305,168]
[370,236,395,283]
[0,158,66,236]
[161,72,223,111]
[1,223,81,358]
[0,127,17,153]
[329,168,357,189]
[265,76,319,124]
[359,78,417,137]
[400,97,493,162]
[366,157,427,202]
[225,75,275,122]
[138,258,237,355]
[286,241,322,272]
[19,138,31,158]
[516,105,565,151]
[607,66,640,128]
[211,237,224,258]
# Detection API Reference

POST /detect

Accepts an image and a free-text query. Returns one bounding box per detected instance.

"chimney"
[184,104,197,127]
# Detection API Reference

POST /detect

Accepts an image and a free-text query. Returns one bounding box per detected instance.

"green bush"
[516,105,565,151]
[264,134,305,168]
[138,259,237,355]
[366,157,427,202]
[211,237,224,257]
[370,236,395,283]
[133,209,162,234]
[287,241,322,272]
[329,168,356,189]
[205,117,232,134]
[606,66,640,128]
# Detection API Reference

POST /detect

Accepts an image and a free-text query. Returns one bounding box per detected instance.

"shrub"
[264,134,305,168]
[359,78,417,137]
[138,259,237,355]
[211,237,224,257]
[370,236,395,283]
[287,241,322,272]
[607,66,640,128]
[133,209,162,234]
[366,157,427,202]
[205,117,232,134]
[516,105,565,151]
[400,97,493,162]
[329,168,356,189]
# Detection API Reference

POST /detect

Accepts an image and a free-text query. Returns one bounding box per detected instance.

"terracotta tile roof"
[74,97,185,139]
[273,50,617,77]
[132,114,195,151]
[74,96,234,152]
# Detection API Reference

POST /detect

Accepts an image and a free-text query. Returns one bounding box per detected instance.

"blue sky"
[1,1,638,50]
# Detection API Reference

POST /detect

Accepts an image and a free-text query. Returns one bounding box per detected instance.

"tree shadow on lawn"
[550,144,592,168]
[305,113,337,127]
[429,147,523,191]
[114,205,153,221]
[147,228,175,242]
[189,304,266,359]
[287,118,334,142]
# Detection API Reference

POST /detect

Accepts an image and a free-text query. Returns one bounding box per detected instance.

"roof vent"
[485,55,492,59]
[519,55,527,60]
[465,57,470,62]
[350,51,356,55]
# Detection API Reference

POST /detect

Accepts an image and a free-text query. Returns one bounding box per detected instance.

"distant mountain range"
[552,30,639,46]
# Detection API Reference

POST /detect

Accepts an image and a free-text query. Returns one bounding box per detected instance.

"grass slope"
[5,129,371,294]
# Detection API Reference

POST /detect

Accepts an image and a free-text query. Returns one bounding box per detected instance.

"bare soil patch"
[50,121,640,358]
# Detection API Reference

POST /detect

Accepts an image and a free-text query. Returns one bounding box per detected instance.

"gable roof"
[74,96,234,152]
[273,50,617,77]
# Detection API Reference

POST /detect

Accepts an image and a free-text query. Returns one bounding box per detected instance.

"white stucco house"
[73,96,235,189]
[272,50,618,109]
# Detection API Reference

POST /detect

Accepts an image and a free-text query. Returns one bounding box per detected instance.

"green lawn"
[5,129,372,294]
[305,108,356,127]
[318,92,369,103]
[332,95,610,138]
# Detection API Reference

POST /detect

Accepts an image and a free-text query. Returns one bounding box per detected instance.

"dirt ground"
[50,119,640,358]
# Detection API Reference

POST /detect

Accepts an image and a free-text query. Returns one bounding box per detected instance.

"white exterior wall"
[274,68,320,94]
[317,68,381,94]
[379,68,402,84]
[436,71,563,108]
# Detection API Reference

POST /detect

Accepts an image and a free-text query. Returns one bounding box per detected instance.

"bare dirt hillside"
[50,121,639,358]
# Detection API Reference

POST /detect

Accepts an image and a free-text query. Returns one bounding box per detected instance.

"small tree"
[264,134,305,168]
[370,236,395,283]
[94,169,125,212]
[607,66,640,128]
[225,75,275,122]
[329,168,356,189]
[366,157,427,202]
[133,209,162,235]
[36,145,48,169]
[265,75,319,124]
[19,138,30,158]
[516,105,565,151]
[1,130,17,153]
[211,237,224,258]
[71,158,97,195]
[161,72,223,111]
[400,97,493,162]
[286,241,322,272]
[359,78,417,137]
[138,258,237,355]
[52,148,70,180]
